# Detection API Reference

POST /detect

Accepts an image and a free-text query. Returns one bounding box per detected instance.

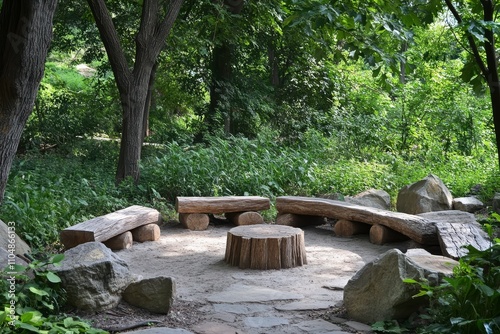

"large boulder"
[52,242,131,311]
[396,174,453,214]
[343,248,457,324]
[345,189,391,210]
[123,276,176,314]
[0,220,31,257]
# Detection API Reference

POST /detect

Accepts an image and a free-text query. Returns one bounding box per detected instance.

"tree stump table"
[224,224,307,270]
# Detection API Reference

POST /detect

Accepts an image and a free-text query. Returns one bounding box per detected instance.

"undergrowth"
[0,131,499,250]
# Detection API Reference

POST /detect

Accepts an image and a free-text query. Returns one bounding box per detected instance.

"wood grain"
[176,196,270,214]
[225,224,307,270]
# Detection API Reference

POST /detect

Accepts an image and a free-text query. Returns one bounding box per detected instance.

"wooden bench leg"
[104,231,133,250]
[225,211,263,226]
[370,224,409,245]
[276,213,324,227]
[334,219,371,237]
[179,213,209,231]
[131,223,160,242]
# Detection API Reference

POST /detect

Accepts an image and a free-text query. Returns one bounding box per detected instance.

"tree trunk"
[0,0,57,204]
[482,2,500,168]
[208,43,233,133]
[87,0,183,184]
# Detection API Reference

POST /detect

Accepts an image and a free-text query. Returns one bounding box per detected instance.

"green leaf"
[28,286,49,296]
[50,254,65,264]
[46,271,61,283]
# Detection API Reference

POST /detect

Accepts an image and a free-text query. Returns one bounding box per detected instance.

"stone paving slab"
[213,303,272,314]
[192,321,246,334]
[275,300,336,311]
[293,319,343,332]
[243,316,290,328]
[127,328,193,334]
[207,283,304,303]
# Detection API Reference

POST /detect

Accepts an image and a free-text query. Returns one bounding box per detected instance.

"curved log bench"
[276,196,438,245]
[276,196,492,259]
[175,196,271,230]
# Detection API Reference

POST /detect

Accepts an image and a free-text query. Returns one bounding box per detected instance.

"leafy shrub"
[0,254,106,333]
[406,241,500,334]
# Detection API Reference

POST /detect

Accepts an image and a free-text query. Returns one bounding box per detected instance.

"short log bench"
[175,196,271,230]
[60,205,161,250]
[276,196,492,259]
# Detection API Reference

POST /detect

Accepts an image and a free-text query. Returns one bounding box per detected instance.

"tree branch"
[86,0,131,90]
[444,0,489,78]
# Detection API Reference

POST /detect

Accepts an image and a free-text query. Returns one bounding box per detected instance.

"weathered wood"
[225,211,264,226]
[436,222,491,259]
[276,196,438,245]
[176,196,270,214]
[334,219,371,237]
[276,213,325,227]
[369,224,409,245]
[131,224,160,242]
[60,205,161,249]
[179,213,209,231]
[225,225,307,270]
[104,231,133,250]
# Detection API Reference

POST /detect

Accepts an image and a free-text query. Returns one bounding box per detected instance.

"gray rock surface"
[243,316,289,328]
[0,220,31,257]
[53,241,131,311]
[396,174,453,214]
[493,193,500,214]
[123,276,176,314]
[0,247,28,270]
[453,197,484,213]
[293,319,343,332]
[127,328,193,334]
[344,248,458,324]
[346,189,391,210]
[207,283,304,303]
[417,210,477,225]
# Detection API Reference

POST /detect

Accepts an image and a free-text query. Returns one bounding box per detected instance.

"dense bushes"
[2,132,498,250]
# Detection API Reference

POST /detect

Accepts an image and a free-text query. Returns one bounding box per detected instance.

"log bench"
[175,196,271,230]
[276,196,492,259]
[60,205,161,250]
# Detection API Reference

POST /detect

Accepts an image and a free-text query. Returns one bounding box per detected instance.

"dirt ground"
[82,219,405,333]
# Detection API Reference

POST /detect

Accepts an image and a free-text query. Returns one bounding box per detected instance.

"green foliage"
[406,241,500,334]
[0,140,169,249]
[0,254,107,333]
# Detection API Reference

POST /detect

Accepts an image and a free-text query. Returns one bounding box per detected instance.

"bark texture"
[0,0,57,203]
[86,0,184,184]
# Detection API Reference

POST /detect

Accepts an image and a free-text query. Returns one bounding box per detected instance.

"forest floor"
[79,219,407,333]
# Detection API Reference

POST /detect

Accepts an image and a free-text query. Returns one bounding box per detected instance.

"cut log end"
[225,225,307,270]
[276,213,325,227]
[225,211,264,225]
[370,224,409,245]
[131,224,160,242]
[334,219,371,237]
[179,213,210,231]
[103,231,133,250]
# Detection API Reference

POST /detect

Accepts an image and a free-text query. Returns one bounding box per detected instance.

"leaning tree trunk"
[0,0,57,204]
[483,3,500,169]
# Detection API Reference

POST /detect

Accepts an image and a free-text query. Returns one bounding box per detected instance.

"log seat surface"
[276,196,438,245]
[176,196,270,214]
[60,205,161,249]
[225,224,307,270]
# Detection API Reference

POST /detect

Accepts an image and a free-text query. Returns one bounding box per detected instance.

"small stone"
[453,197,484,213]
[123,276,176,314]
[275,301,335,311]
[0,220,31,257]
